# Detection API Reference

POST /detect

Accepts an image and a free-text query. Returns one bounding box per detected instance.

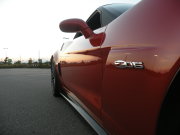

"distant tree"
[4,57,8,64]
[7,59,12,65]
[28,58,32,65]
[14,60,21,64]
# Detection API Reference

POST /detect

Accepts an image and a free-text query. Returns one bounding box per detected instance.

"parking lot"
[0,69,96,135]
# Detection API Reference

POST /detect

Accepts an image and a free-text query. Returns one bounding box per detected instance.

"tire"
[51,62,61,97]
[157,72,180,135]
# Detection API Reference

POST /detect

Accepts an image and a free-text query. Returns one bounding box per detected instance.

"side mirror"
[59,18,105,46]
[59,19,93,39]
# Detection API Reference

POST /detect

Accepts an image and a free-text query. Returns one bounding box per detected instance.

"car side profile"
[51,0,180,135]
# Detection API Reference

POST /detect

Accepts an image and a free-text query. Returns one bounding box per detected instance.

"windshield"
[99,3,134,27]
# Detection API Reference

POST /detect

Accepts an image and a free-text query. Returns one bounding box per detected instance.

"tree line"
[0,57,50,68]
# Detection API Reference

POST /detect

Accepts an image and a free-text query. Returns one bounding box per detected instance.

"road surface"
[0,68,97,135]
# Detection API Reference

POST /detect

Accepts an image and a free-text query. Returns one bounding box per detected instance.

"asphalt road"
[0,68,97,135]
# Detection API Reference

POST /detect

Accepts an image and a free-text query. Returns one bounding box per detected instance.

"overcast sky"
[0,0,140,62]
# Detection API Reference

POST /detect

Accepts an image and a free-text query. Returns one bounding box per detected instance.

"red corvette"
[51,1,180,135]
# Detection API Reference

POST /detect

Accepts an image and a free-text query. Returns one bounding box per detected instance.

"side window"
[86,11,101,31]
[74,10,101,39]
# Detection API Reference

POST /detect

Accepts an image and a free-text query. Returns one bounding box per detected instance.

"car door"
[60,10,105,121]
[59,4,134,126]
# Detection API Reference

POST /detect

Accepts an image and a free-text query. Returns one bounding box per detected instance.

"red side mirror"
[59,19,94,39]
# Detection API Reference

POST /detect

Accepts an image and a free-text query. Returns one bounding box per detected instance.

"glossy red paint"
[60,19,93,38]
[52,1,180,135]
[59,27,107,124]
[101,1,180,134]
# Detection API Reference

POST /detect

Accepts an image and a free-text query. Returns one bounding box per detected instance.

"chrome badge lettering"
[114,60,144,69]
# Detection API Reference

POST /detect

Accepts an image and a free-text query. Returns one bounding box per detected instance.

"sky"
[0,0,141,63]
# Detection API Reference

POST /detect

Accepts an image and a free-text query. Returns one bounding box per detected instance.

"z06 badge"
[114,60,144,69]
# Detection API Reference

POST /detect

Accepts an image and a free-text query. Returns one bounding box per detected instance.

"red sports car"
[51,1,180,135]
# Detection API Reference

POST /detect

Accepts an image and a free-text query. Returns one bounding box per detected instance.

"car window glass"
[101,4,133,27]
[86,11,101,31]
[74,11,101,39]
[74,4,133,39]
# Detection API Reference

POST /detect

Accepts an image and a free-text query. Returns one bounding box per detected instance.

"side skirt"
[60,93,107,135]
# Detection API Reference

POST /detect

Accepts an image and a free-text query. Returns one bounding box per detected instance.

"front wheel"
[51,65,61,97]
